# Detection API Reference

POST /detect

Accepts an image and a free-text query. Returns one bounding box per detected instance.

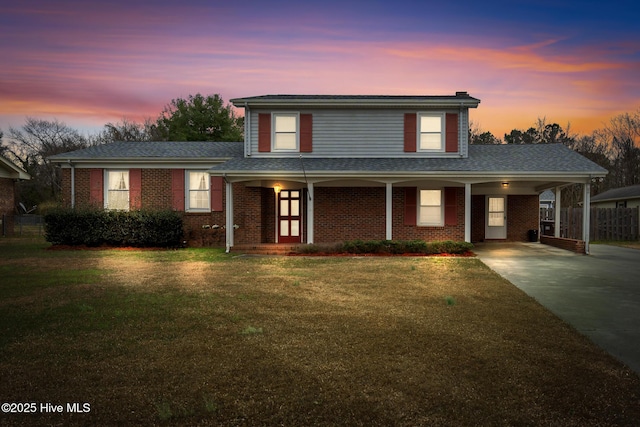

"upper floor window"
[273,113,298,151]
[418,189,443,226]
[418,113,444,151]
[187,171,210,211]
[105,170,129,211]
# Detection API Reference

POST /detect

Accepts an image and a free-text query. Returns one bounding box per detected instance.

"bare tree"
[2,118,91,207]
[92,118,154,144]
[603,110,640,187]
[468,121,501,144]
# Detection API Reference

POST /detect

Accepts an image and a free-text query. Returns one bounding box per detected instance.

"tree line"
[1,93,639,211]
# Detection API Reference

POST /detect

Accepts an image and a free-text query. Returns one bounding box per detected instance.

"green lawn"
[1,238,639,426]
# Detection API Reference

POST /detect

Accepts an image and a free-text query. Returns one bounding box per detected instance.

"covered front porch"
[221,176,596,253]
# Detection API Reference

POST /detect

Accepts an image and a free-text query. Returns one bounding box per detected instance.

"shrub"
[335,239,472,255]
[44,208,183,247]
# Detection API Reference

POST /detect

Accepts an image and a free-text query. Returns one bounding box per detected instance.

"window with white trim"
[273,113,298,151]
[418,113,444,151]
[187,171,210,211]
[105,170,129,211]
[418,189,443,226]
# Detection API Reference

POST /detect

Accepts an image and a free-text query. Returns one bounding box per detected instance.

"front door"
[485,195,507,239]
[278,190,302,243]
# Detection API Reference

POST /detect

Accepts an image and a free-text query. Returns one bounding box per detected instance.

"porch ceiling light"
[273,184,282,194]
[501,182,509,188]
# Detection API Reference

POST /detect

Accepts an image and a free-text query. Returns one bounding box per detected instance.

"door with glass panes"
[278,190,302,243]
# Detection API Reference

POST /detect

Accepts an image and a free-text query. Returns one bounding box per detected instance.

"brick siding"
[61,169,541,246]
[313,187,387,242]
[507,195,540,242]
[394,187,465,242]
[540,235,586,254]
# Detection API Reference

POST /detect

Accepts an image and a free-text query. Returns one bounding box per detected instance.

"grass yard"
[1,238,639,426]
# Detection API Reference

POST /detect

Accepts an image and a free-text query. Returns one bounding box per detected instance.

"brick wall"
[141,169,172,209]
[507,195,539,242]
[60,170,542,246]
[540,235,586,254]
[314,187,387,242]
[471,195,485,242]
[471,194,539,242]
[393,187,465,242]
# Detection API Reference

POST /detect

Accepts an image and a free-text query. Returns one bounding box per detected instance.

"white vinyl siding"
[250,109,468,158]
[105,170,129,211]
[187,171,210,212]
[418,189,443,226]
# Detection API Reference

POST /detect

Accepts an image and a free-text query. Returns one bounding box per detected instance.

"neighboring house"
[539,189,555,210]
[0,156,31,236]
[49,92,607,250]
[591,184,640,209]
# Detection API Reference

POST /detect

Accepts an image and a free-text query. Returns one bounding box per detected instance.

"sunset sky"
[1,0,638,140]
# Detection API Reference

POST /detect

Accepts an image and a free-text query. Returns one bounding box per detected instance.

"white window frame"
[104,170,130,211]
[186,170,211,212]
[418,188,444,226]
[417,112,445,152]
[272,112,299,152]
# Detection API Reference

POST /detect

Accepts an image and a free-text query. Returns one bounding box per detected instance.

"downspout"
[68,160,75,209]
[244,102,251,157]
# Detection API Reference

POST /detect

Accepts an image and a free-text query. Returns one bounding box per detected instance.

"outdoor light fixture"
[501,182,509,188]
[273,184,282,194]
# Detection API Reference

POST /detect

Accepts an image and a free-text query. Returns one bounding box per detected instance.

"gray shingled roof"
[49,141,243,161]
[230,93,480,108]
[209,144,607,175]
[591,184,640,202]
[48,141,607,177]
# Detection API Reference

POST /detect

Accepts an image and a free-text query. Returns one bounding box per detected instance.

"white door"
[485,196,507,239]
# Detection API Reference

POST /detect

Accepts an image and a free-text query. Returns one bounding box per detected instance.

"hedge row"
[44,209,184,247]
[299,239,474,255]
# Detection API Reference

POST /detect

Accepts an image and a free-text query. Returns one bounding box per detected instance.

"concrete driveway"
[474,242,640,375]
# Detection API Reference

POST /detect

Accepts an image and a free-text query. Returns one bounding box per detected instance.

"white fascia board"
[232,99,480,109]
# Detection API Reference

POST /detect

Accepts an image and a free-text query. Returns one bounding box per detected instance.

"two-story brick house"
[50,92,607,251]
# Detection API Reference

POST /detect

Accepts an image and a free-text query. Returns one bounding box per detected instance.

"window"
[488,197,505,227]
[418,113,444,151]
[273,113,298,151]
[105,170,129,211]
[418,189,443,226]
[187,171,210,211]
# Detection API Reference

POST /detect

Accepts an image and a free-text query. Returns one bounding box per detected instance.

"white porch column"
[464,183,471,243]
[386,183,393,240]
[307,183,314,244]
[554,187,561,238]
[583,181,591,254]
[225,181,234,252]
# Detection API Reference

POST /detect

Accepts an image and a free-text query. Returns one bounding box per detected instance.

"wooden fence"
[539,207,639,241]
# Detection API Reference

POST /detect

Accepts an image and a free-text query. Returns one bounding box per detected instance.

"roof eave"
[230,98,480,109]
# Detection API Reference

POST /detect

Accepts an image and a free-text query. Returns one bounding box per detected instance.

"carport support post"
[583,181,591,254]
[225,181,234,252]
[307,182,314,244]
[386,182,393,240]
[464,183,471,243]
